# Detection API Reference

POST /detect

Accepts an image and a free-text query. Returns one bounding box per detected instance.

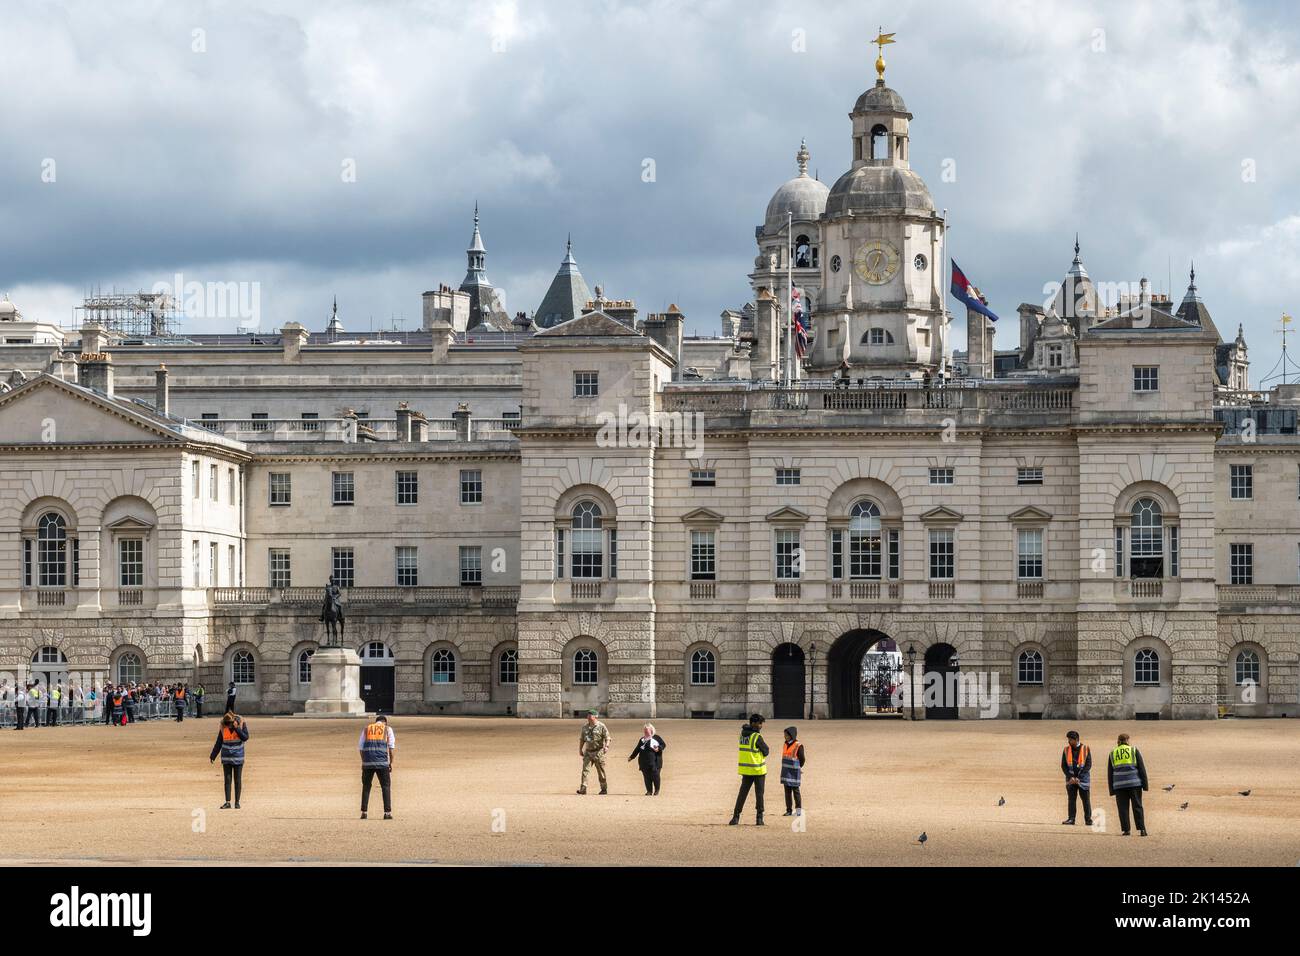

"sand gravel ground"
[2,716,1297,866]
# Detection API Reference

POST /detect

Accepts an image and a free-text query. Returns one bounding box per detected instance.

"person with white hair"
[627,723,667,796]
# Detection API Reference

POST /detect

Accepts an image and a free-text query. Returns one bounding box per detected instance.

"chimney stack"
[154,364,170,416]
[281,322,309,363]
[77,324,114,396]
[452,402,472,441]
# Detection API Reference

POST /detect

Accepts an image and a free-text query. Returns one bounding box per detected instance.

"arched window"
[430,648,457,684]
[571,502,604,579]
[298,648,314,684]
[232,650,256,685]
[870,124,889,160]
[849,500,882,579]
[573,648,598,685]
[498,648,518,686]
[1130,499,1164,578]
[1017,650,1044,686]
[1133,648,1160,686]
[32,646,67,665]
[37,512,68,587]
[690,648,716,686]
[116,652,143,685]
[794,235,812,269]
[1235,649,1260,686]
[361,642,394,662]
[863,328,894,346]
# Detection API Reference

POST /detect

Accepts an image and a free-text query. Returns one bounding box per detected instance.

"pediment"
[105,515,157,533]
[536,309,639,337]
[765,505,810,524]
[1008,506,1053,524]
[0,376,182,445]
[919,505,964,524]
[680,507,725,525]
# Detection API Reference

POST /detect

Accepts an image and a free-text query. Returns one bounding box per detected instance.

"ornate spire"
[326,295,343,334]
[872,27,896,82]
[796,138,810,177]
[1182,260,1200,303]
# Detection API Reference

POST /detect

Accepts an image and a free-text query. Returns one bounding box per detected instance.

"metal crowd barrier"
[2,696,197,727]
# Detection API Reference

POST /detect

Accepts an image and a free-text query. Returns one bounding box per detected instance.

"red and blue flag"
[950,260,999,322]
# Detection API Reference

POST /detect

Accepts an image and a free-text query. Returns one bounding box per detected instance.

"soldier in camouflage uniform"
[577,708,611,794]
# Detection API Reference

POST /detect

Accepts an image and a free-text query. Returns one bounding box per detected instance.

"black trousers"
[361,767,392,813]
[223,763,243,803]
[784,784,802,812]
[49,706,58,726]
[196,700,203,718]
[1114,788,1146,833]
[1066,784,1093,823]
[733,775,765,816]
[24,707,38,727]
[225,697,236,714]
[175,702,184,722]
[15,708,25,729]
[639,766,661,794]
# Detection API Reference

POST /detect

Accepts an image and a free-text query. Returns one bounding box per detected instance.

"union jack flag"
[792,287,808,358]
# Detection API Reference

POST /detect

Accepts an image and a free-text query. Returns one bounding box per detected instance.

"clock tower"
[807,39,948,378]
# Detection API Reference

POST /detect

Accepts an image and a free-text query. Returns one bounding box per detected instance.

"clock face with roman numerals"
[854,239,901,285]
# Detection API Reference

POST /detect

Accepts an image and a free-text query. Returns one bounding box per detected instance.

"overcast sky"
[2,0,1297,380]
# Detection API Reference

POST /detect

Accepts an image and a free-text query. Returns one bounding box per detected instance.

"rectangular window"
[228,468,237,505]
[459,469,482,504]
[209,542,218,586]
[1016,467,1044,485]
[251,412,269,432]
[849,523,881,579]
[200,413,219,430]
[191,540,200,588]
[269,549,291,588]
[119,539,144,588]
[191,460,200,499]
[459,546,482,586]
[1115,527,1124,578]
[929,467,954,485]
[23,539,31,587]
[331,547,355,588]
[830,530,843,580]
[1017,528,1044,580]
[776,468,801,486]
[571,525,603,579]
[209,463,218,501]
[37,528,67,588]
[690,530,716,581]
[395,470,419,506]
[928,529,955,580]
[228,544,236,587]
[1046,345,1063,368]
[396,546,418,587]
[72,538,79,587]
[555,529,565,580]
[775,530,801,580]
[1229,543,1253,585]
[1230,464,1253,500]
[332,472,355,506]
[690,469,716,487]
[301,412,319,431]
[1169,525,1179,578]
[608,529,618,580]
[887,529,900,580]
[1133,366,1159,392]
[268,472,292,506]
[573,371,599,397]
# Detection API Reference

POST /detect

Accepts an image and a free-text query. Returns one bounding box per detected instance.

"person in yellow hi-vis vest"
[1107,733,1150,837]
[729,713,769,827]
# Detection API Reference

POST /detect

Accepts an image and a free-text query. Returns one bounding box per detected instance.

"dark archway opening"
[925,643,958,719]
[828,629,901,718]
[771,643,806,719]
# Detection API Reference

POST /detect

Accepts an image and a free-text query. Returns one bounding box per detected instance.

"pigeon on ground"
[1179,802,1189,810]
[1162,785,1175,792]
[917,831,928,847]
[1239,790,1252,797]
[997,796,1005,807]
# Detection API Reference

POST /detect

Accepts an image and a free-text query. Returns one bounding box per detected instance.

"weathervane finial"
[873,27,896,82]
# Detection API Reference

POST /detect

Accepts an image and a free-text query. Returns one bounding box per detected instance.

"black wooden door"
[771,644,806,719]
[360,667,395,713]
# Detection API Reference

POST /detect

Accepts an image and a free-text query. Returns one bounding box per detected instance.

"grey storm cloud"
[2,0,1298,371]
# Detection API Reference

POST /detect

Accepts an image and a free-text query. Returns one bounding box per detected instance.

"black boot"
[728,815,740,826]
[755,813,765,827]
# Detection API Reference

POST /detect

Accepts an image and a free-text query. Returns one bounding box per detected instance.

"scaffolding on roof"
[75,289,183,339]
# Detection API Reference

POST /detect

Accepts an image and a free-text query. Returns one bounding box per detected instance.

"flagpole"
[786,211,794,385]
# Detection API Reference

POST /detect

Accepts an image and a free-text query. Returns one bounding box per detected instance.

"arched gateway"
[827,630,901,718]
[771,643,806,719]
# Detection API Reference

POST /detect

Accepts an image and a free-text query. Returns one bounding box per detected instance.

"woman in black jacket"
[627,723,667,796]
[209,712,249,809]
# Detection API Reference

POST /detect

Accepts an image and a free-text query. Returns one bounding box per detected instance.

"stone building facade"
[1,65,1295,720]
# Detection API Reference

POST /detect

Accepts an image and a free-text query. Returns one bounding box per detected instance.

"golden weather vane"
[873,27,896,81]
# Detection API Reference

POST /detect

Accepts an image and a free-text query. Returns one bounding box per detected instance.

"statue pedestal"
[299,646,368,718]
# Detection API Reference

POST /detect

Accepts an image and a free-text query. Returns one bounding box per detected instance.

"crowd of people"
[2,679,214,728]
